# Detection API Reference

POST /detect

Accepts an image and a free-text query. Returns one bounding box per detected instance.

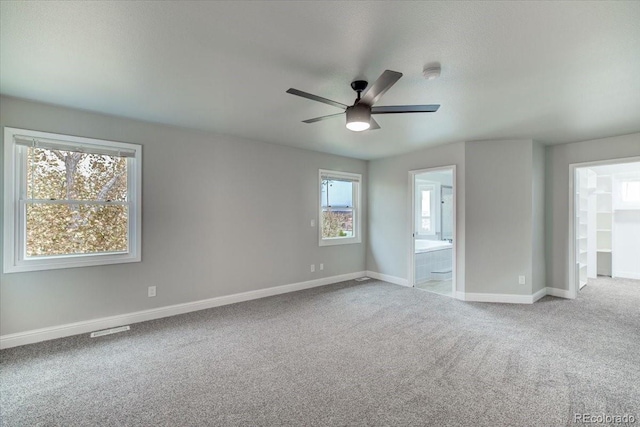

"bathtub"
[415,240,453,284]
[415,239,452,253]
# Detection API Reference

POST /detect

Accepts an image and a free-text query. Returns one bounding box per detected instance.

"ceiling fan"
[286,70,440,132]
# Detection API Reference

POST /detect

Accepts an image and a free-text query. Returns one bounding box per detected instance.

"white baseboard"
[532,287,547,303]
[461,292,536,304]
[545,287,573,299]
[614,271,640,280]
[365,271,409,287]
[366,272,551,304]
[0,271,366,350]
[457,287,573,304]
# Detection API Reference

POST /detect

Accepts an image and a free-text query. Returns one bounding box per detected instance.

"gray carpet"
[1,277,639,426]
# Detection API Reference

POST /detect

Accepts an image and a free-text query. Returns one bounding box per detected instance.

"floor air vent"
[355,277,371,282]
[90,325,130,338]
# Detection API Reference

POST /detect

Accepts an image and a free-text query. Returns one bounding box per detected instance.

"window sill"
[319,237,361,247]
[4,253,141,273]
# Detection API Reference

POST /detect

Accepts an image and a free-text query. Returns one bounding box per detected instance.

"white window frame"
[416,183,436,236]
[614,173,640,210]
[3,127,142,273]
[319,169,361,247]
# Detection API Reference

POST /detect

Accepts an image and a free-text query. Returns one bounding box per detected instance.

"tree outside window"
[26,147,129,256]
[3,127,141,273]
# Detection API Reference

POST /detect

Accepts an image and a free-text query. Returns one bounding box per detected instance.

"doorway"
[570,157,640,298]
[409,166,456,297]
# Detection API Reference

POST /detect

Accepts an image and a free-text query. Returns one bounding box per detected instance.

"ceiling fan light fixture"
[346,120,370,132]
[345,104,371,132]
[287,69,441,131]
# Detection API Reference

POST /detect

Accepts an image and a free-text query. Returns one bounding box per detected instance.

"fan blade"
[286,88,348,110]
[371,105,440,114]
[369,118,381,130]
[302,112,344,123]
[359,70,403,106]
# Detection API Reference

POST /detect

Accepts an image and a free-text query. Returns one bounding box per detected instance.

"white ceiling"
[1,1,639,160]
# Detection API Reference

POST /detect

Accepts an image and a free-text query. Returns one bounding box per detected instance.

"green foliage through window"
[321,210,354,239]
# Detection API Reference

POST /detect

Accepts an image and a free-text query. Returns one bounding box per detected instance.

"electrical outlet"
[320,263,324,271]
[148,286,156,297]
[310,264,315,273]
[310,219,315,227]
[518,276,526,285]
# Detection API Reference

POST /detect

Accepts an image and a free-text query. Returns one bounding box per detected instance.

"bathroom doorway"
[409,166,456,297]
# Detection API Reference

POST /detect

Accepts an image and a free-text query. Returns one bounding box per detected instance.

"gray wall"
[464,140,533,295]
[0,96,367,335]
[366,142,466,291]
[368,138,545,297]
[532,141,546,293]
[545,132,640,291]
[3,96,637,337]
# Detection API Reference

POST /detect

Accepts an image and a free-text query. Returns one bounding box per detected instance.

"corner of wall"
[532,141,546,293]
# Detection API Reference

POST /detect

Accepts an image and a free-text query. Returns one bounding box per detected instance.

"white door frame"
[408,165,457,297]
[568,156,640,299]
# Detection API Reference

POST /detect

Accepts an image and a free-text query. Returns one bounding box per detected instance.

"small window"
[621,180,640,203]
[614,173,640,210]
[3,127,142,273]
[416,184,436,236]
[319,169,361,246]
[420,187,433,233]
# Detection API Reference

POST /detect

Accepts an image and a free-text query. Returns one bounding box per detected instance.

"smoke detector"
[423,65,441,80]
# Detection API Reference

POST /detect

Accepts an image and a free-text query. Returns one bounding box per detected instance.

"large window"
[319,169,361,246]
[3,127,142,273]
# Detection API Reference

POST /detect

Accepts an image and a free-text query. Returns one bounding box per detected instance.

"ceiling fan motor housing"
[346,103,372,130]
